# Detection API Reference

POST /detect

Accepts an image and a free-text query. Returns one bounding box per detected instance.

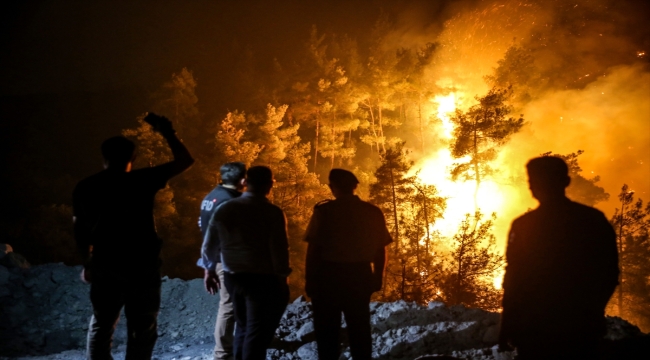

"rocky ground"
[1,263,648,359]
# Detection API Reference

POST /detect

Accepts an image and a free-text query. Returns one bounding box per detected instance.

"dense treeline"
[9,12,650,329]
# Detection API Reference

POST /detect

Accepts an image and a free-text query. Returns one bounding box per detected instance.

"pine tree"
[439,212,504,311]
[609,185,650,330]
[449,87,524,209]
[541,150,609,206]
[216,111,262,167]
[369,143,446,302]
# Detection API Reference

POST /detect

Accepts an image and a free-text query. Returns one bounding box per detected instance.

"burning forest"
[1,0,649,356]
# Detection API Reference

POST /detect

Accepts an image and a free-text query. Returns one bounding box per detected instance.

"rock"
[296,320,315,341]
[2,262,649,360]
[482,324,499,343]
[428,301,445,309]
[296,341,318,359]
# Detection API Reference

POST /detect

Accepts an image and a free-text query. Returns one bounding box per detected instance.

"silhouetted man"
[305,169,392,360]
[73,114,194,359]
[499,156,619,360]
[205,166,291,360]
[198,162,246,360]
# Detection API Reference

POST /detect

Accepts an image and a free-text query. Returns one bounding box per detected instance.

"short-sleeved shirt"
[72,167,173,268]
[304,195,392,263]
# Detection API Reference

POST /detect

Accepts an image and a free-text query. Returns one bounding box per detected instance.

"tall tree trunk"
[418,95,424,152]
[378,102,386,153]
[421,190,431,254]
[389,157,400,253]
[456,241,465,304]
[473,127,480,212]
[313,115,320,171]
[618,199,626,317]
[365,100,379,153]
[401,260,406,300]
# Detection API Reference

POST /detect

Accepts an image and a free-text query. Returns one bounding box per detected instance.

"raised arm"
[157,117,195,176]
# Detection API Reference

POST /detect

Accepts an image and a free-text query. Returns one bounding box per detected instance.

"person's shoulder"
[358,198,383,214]
[571,200,605,216]
[216,186,242,200]
[570,201,609,223]
[74,171,106,192]
[267,200,285,214]
[511,208,539,225]
[313,199,333,210]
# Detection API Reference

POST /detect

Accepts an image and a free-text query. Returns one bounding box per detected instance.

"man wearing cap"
[198,162,246,360]
[304,169,392,360]
[499,156,619,359]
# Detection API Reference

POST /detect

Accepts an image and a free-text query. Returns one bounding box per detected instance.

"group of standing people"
[73,115,619,360]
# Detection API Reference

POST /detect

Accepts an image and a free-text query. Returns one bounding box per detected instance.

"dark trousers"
[223,272,289,360]
[87,269,161,360]
[515,338,599,360]
[310,262,373,360]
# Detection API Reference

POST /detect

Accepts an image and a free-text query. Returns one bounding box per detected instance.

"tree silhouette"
[370,144,447,302]
[541,150,609,206]
[609,185,650,330]
[439,212,504,311]
[449,87,524,209]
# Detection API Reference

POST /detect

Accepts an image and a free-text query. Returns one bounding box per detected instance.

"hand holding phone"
[143,112,174,135]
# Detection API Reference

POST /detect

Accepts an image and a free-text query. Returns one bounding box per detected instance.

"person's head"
[220,162,246,190]
[245,166,274,195]
[328,169,359,198]
[101,136,136,171]
[526,156,570,203]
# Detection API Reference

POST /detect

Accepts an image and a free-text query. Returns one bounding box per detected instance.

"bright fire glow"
[433,93,457,138]
[418,92,506,238]
[413,92,513,291]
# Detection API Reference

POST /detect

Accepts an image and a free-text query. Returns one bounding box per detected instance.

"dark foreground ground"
[1,263,648,360]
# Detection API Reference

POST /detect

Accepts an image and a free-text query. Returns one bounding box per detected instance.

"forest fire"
[417,92,508,239]
[2,1,648,343]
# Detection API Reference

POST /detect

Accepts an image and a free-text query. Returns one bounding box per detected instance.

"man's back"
[306,195,392,263]
[214,192,290,276]
[73,166,170,267]
[503,198,618,337]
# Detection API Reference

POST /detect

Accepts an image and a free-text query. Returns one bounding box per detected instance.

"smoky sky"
[0,0,648,216]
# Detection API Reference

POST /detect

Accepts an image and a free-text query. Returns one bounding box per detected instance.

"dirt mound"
[1,263,648,360]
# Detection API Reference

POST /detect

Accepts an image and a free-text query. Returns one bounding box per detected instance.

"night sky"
[0,0,455,210]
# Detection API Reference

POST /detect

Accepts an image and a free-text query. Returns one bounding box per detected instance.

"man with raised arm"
[304,169,392,360]
[499,156,619,359]
[204,166,291,360]
[73,113,194,359]
[198,162,246,360]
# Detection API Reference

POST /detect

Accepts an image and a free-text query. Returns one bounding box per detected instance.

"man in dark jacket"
[499,156,619,359]
[304,169,392,360]
[204,166,291,360]
[198,162,246,360]
[73,114,194,359]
